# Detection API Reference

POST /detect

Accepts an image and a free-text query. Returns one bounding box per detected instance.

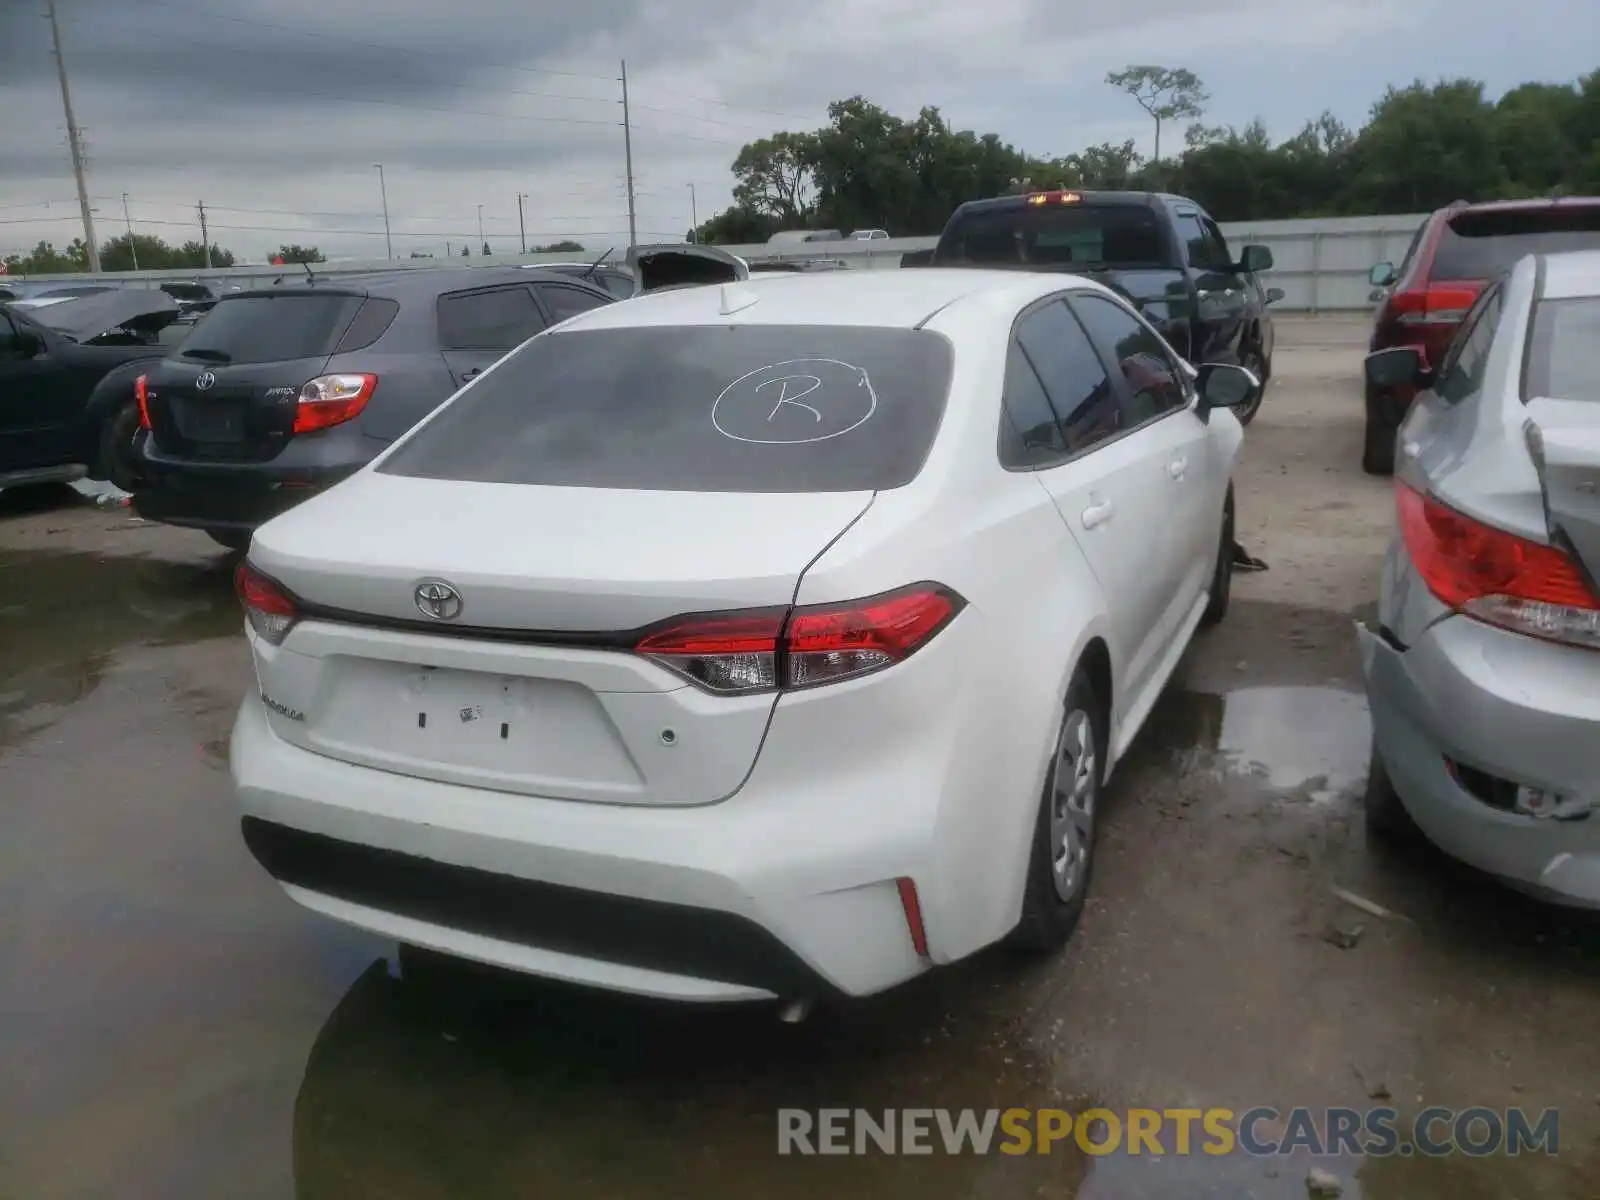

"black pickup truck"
[931,189,1283,422]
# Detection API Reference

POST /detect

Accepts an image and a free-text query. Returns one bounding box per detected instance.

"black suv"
[932,190,1281,422]
[134,267,616,549]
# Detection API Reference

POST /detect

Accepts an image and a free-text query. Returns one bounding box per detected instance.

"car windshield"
[1525,296,1600,403]
[379,325,954,492]
[1433,207,1600,281]
[937,204,1172,269]
[175,292,364,364]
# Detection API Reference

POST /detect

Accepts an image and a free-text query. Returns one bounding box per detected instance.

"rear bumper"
[134,431,375,533]
[230,698,936,1001]
[1359,616,1600,905]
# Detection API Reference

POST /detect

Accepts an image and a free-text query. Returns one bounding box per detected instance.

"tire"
[1364,738,1421,842]
[1009,671,1104,952]
[97,399,145,493]
[207,530,252,553]
[1234,346,1268,426]
[1362,383,1398,476]
[1200,486,1235,627]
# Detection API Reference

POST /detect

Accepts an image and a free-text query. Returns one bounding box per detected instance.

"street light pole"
[477,204,485,253]
[516,192,527,254]
[687,183,698,242]
[121,192,138,270]
[373,163,392,259]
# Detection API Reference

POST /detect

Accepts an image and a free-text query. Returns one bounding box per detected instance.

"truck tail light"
[1397,483,1600,650]
[293,373,377,434]
[634,584,965,694]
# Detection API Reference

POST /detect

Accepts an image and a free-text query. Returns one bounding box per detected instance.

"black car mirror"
[1368,261,1396,287]
[2,329,43,358]
[1196,362,1261,414]
[1265,286,1285,306]
[1365,345,1431,389]
[1239,244,1274,273]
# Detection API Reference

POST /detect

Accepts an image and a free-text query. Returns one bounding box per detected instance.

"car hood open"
[33,289,180,342]
[626,243,748,295]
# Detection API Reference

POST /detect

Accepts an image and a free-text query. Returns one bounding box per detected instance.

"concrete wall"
[7,213,1428,312]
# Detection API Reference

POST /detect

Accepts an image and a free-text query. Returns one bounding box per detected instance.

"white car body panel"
[232,268,1245,998]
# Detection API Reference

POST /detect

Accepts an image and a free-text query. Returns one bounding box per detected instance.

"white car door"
[1001,296,1180,718]
[1067,291,1220,640]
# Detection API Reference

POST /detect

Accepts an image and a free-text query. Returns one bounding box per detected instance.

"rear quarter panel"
[336,317,462,445]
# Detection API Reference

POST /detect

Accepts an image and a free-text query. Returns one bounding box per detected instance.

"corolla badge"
[195,371,217,391]
[414,579,464,621]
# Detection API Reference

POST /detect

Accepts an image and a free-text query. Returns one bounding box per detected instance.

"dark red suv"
[1362,196,1600,473]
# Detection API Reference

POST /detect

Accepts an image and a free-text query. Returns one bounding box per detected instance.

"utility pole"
[121,193,138,269]
[476,204,485,252]
[46,0,101,272]
[374,163,392,259]
[619,60,638,255]
[516,192,527,254]
[687,183,698,242]
[197,200,211,268]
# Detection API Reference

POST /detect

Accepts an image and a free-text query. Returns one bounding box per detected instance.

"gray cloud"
[2,0,1594,262]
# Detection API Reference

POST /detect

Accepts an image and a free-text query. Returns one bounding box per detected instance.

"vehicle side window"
[1434,285,1503,404]
[1015,299,1122,456]
[1070,294,1189,424]
[601,274,635,299]
[1175,211,1230,271]
[999,341,1068,468]
[537,284,610,324]
[1395,221,1428,280]
[1200,217,1233,268]
[0,312,33,357]
[437,286,547,351]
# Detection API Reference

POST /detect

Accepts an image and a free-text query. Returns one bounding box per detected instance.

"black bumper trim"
[240,817,835,997]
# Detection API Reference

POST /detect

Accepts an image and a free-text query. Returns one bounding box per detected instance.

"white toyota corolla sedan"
[229,268,1258,1005]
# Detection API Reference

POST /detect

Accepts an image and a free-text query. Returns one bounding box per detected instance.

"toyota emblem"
[414,579,463,621]
[195,371,216,391]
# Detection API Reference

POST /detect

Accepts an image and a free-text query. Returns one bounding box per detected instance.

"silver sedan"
[1358,248,1600,903]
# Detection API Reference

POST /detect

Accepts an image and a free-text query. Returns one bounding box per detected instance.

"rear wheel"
[1362,384,1399,476]
[97,399,144,493]
[1009,671,1103,952]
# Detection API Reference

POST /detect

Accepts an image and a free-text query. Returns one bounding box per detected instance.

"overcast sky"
[1,0,1594,264]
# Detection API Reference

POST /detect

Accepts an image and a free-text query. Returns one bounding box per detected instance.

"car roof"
[1537,249,1600,300]
[1450,195,1600,216]
[222,266,605,303]
[553,267,1107,331]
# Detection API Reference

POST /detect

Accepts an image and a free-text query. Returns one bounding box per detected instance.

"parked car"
[852,229,890,240]
[1362,195,1600,474]
[227,267,1258,1005]
[524,261,636,300]
[0,289,186,491]
[7,282,122,311]
[1358,249,1600,904]
[159,280,240,317]
[931,189,1277,423]
[132,267,618,550]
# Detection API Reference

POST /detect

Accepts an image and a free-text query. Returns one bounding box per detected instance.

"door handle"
[1081,500,1114,530]
[1167,457,1187,479]
[461,368,483,380]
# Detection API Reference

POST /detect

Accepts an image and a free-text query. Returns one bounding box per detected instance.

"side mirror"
[1196,362,1261,413]
[1239,244,1273,273]
[1365,345,1431,389]
[4,330,44,358]
[1265,286,1285,306]
[1368,261,1396,288]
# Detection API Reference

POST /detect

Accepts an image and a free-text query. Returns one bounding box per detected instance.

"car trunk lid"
[246,473,874,805]
[1527,398,1600,587]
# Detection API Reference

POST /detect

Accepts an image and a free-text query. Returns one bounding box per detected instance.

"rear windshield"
[379,325,954,492]
[175,292,364,364]
[936,204,1172,269]
[1526,297,1600,403]
[1433,207,1600,281]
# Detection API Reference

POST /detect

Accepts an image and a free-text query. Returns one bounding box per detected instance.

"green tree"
[1106,65,1209,170]
[1344,79,1506,213]
[1495,82,1582,196]
[276,244,324,264]
[461,244,471,256]
[481,242,492,256]
[731,130,817,225]
[4,239,88,274]
[533,239,584,253]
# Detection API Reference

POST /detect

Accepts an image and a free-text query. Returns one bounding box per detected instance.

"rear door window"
[437,285,547,351]
[536,284,611,324]
[1174,211,1230,271]
[1432,207,1600,281]
[1013,300,1121,456]
[938,203,1172,269]
[173,293,364,364]
[1525,297,1600,403]
[379,325,954,492]
[1434,284,1503,403]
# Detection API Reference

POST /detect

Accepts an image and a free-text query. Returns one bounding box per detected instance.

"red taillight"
[135,374,151,430]
[293,373,377,433]
[234,559,298,644]
[1392,285,1478,327]
[1397,483,1600,649]
[634,584,964,694]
